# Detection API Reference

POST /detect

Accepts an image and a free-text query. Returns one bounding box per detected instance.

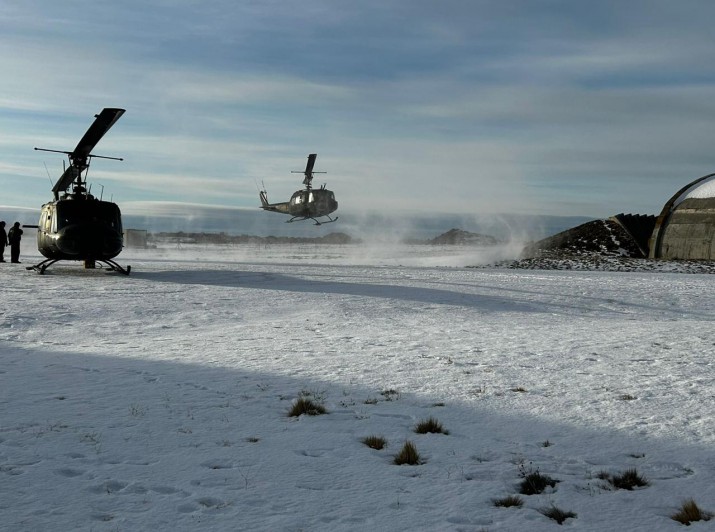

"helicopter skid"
[287,215,339,226]
[26,259,60,274]
[27,258,131,275]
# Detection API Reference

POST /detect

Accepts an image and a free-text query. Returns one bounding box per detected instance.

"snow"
[1,243,714,531]
[673,174,715,206]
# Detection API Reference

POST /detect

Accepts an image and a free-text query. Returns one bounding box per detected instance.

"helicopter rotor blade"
[302,153,317,187]
[72,108,125,162]
[44,108,125,197]
[305,154,317,176]
[290,153,325,187]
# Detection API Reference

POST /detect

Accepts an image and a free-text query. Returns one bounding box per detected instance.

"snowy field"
[1,243,714,531]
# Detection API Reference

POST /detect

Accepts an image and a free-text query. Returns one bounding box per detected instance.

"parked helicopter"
[29,107,130,275]
[259,153,338,225]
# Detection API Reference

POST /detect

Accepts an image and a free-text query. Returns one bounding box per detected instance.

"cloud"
[2,1,715,220]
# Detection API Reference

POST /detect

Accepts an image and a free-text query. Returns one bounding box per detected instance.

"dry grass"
[362,435,387,450]
[492,495,524,508]
[287,397,326,417]
[539,505,577,524]
[414,416,449,435]
[607,468,648,490]
[393,441,421,465]
[519,471,558,495]
[671,499,713,525]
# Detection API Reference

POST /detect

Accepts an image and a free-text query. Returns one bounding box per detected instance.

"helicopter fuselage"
[259,153,338,225]
[260,187,338,224]
[37,195,123,261]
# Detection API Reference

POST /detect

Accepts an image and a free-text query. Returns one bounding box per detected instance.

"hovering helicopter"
[259,153,338,225]
[28,107,130,275]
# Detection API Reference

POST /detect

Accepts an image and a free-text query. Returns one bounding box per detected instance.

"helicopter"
[28,107,130,275]
[259,153,338,225]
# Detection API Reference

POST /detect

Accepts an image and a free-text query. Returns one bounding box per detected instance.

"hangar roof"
[673,174,715,207]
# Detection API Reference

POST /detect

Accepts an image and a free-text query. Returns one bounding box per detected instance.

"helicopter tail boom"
[259,189,290,214]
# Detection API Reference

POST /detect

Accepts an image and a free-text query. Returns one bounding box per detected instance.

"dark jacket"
[0,228,7,246]
[8,226,22,244]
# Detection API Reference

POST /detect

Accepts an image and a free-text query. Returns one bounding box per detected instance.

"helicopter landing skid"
[102,259,131,275]
[287,215,339,226]
[26,259,59,274]
[27,258,131,275]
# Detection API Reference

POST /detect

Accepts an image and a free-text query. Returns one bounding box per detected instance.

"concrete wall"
[651,197,715,260]
[649,173,715,260]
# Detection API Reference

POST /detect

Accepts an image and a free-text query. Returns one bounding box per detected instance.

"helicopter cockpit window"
[56,202,121,230]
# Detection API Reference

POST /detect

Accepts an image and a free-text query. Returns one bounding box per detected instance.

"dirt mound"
[521,219,642,259]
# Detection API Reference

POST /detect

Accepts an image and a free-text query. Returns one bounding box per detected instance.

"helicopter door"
[40,205,56,233]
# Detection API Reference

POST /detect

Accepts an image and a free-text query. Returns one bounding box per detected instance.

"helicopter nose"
[57,225,121,256]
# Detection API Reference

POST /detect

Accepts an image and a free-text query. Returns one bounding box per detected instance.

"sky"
[2,0,715,221]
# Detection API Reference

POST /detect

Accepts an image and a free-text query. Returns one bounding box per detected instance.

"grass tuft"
[362,435,387,450]
[287,397,326,417]
[607,468,648,490]
[492,495,524,508]
[393,441,421,465]
[380,389,401,401]
[671,499,713,525]
[539,505,577,524]
[414,416,449,435]
[519,470,558,495]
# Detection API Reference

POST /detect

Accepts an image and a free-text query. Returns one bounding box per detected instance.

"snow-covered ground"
[1,243,713,531]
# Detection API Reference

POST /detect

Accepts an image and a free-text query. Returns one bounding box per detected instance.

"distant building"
[124,228,148,248]
[649,173,715,260]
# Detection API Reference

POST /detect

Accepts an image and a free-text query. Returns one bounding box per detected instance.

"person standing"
[0,221,7,262]
[8,222,23,263]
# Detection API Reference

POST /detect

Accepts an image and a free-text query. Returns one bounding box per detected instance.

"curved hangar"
[649,173,715,259]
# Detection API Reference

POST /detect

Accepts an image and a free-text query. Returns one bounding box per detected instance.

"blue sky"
[2,0,715,220]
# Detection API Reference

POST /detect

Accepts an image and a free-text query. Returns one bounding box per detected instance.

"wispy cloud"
[2,1,715,220]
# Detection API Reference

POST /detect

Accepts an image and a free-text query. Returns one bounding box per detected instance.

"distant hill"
[148,231,356,245]
[425,228,499,246]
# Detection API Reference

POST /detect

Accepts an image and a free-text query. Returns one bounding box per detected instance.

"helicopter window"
[55,202,121,229]
[308,192,314,203]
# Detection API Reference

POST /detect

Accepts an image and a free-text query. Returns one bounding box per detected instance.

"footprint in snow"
[197,497,228,509]
[151,485,185,495]
[54,468,84,478]
[201,459,234,470]
[88,480,128,494]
